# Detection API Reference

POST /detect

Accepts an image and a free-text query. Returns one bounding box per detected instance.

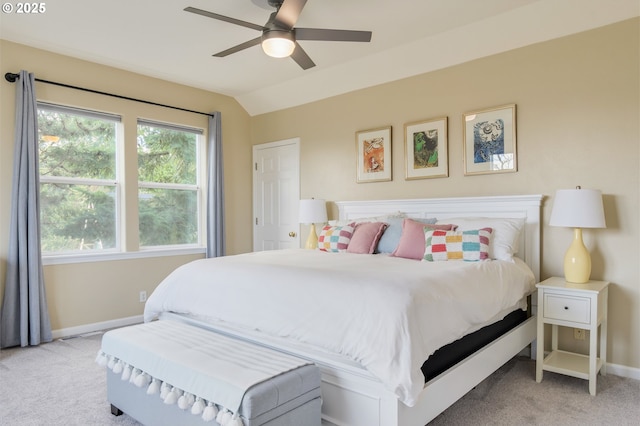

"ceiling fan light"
[261,31,295,58]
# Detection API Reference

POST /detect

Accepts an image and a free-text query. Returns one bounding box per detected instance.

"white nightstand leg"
[536,318,544,382]
[601,290,608,376]
[589,327,597,396]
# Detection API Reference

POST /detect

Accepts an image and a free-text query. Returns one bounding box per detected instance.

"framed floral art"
[404,116,448,180]
[356,126,392,183]
[463,104,517,175]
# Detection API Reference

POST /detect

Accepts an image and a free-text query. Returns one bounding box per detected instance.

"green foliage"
[40,184,116,251]
[38,110,116,179]
[138,188,198,246]
[137,125,197,185]
[137,124,199,247]
[38,109,118,252]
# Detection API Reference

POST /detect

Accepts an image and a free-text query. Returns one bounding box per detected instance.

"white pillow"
[436,217,525,262]
[329,212,406,227]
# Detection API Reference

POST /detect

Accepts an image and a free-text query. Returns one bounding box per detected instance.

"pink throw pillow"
[392,219,456,260]
[347,222,388,254]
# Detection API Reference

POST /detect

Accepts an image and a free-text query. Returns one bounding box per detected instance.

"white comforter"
[144,249,535,407]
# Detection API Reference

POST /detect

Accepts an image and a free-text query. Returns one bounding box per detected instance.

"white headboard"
[336,195,543,282]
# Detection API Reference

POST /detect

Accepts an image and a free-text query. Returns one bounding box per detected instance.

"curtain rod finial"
[5,72,20,83]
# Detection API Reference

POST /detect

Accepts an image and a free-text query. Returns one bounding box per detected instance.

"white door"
[253,138,300,251]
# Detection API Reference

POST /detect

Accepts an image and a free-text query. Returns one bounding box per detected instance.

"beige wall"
[0,40,254,330]
[250,19,640,369]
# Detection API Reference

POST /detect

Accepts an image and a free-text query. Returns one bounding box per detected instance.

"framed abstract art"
[356,126,392,183]
[463,104,517,175]
[404,116,448,180]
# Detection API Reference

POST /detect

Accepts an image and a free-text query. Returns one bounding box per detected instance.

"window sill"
[42,247,206,265]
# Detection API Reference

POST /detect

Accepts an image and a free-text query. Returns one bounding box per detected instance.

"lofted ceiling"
[1,0,638,116]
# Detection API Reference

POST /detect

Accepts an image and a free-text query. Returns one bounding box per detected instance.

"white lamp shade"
[299,199,327,224]
[549,188,606,229]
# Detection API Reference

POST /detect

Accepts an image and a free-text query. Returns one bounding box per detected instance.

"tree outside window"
[37,104,119,253]
[137,121,201,247]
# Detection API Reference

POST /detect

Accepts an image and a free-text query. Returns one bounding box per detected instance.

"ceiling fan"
[184,0,372,70]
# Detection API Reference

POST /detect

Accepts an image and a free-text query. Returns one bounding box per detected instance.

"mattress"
[421,308,527,380]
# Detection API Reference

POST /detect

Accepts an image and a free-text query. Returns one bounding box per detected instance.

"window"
[37,103,120,254]
[137,120,203,248]
[37,103,206,260]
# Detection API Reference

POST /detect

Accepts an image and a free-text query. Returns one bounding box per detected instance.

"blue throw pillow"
[377,217,437,253]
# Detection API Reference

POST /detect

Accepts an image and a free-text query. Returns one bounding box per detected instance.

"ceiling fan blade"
[295,28,372,43]
[213,37,262,57]
[274,0,308,29]
[290,42,315,70]
[184,6,264,32]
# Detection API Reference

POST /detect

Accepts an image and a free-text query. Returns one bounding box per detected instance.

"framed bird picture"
[404,117,448,180]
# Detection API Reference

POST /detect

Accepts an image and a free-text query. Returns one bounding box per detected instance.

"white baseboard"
[51,315,143,339]
[606,362,640,381]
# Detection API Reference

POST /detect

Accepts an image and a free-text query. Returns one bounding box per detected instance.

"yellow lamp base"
[563,228,591,283]
[305,223,319,249]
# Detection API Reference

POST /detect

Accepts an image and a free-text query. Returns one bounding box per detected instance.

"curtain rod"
[4,72,214,118]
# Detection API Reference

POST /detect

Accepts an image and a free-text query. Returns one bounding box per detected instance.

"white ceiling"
[1,0,638,115]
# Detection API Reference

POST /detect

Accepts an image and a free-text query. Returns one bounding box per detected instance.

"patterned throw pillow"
[391,219,457,260]
[436,217,524,261]
[423,228,493,261]
[318,223,356,252]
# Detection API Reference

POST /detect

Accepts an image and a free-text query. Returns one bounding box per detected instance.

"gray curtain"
[1,70,52,348]
[206,112,225,258]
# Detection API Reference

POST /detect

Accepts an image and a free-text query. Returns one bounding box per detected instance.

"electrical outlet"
[574,328,585,340]
[139,291,147,303]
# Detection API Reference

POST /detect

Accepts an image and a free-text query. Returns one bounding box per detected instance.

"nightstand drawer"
[543,293,590,324]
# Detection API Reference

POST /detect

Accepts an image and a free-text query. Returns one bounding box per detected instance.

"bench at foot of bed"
[98,320,322,426]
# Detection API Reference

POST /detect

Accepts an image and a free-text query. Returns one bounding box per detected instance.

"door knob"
[289,231,297,238]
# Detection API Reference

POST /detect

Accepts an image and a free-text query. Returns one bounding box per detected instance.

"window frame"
[37,104,208,265]
[136,119,205,251]
[38,102,122,257]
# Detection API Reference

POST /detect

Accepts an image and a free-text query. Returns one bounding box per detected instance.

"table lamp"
[549,187,606,283]
[299,199,327,249]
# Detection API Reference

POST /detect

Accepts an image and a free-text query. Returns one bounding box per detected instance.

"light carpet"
[0,331,638,425]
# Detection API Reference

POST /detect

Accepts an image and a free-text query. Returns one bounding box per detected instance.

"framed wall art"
[463,104,517,175]
[356,126,392,183]
[404,116,448,180]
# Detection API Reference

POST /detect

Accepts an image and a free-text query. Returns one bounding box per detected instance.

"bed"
[138,194,543,426]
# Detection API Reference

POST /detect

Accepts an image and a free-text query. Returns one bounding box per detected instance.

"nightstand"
[535,277,609,395]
